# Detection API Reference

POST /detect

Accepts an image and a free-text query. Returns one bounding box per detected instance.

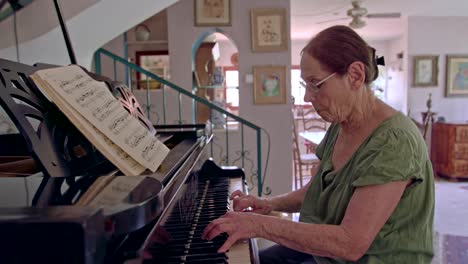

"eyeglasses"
[299,72,336,93]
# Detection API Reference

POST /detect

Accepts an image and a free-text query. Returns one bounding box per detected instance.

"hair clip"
[376,56,385,66]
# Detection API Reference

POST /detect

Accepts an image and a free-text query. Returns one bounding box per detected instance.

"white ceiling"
[291,0,468,41]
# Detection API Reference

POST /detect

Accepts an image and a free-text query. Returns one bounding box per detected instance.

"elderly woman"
[202,25,434,264]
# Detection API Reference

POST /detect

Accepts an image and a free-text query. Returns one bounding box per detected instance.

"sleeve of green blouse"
[352,128,424,187]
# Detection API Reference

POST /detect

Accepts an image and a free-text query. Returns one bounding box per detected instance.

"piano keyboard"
[139,176,255,264]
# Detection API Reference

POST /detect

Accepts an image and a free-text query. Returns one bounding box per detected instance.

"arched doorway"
[192,30,238,127]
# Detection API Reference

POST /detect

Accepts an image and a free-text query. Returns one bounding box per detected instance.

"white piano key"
[227,239,253,264]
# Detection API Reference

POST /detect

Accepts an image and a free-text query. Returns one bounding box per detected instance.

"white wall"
[407,16,468,123]
[368,40,389,62]
[386,36,407,113]
[99,34,126,83]
[167,0,292,196]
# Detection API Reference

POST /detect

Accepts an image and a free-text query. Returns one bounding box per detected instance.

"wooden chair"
[303,117,327,131]
[301,108,327,153]
[302,108,326,130]
[292,117,320,190]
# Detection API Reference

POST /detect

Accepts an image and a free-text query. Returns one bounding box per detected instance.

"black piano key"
[158,253,227,264]
[185,253,227,260]
[185,257,228,264]
[164,242,223,252]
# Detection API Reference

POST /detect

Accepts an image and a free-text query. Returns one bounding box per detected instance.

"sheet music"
[32,66,169,172]
[88,176,145,207]
[30,75,146,176]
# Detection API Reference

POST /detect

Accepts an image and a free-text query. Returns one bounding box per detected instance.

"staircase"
[94,48,269,196]
[0,0,179,68]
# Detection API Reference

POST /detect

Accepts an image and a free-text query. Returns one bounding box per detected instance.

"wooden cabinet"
[431,122,468,178]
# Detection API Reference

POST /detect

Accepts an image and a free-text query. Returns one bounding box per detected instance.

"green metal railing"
[94,48,266,196]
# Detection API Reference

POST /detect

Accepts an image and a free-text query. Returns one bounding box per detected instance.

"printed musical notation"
[92,99,119,121]
[31,65,169,174]
[125,130,147,148]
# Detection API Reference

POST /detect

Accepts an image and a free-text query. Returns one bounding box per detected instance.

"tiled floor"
[434,180,468,236]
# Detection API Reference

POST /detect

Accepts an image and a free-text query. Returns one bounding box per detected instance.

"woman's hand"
[230,190,273,215]
[201,211,262,252]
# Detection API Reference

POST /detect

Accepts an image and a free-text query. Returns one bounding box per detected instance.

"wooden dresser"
[431,122,468,179]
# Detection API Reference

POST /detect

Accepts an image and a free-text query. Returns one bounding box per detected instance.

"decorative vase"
[135,24,151,41]
[211,67,224,86]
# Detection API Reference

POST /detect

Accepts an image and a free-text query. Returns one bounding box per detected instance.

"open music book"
[30,65,169,176]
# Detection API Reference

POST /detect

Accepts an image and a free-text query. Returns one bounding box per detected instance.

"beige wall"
[407,16,468,123]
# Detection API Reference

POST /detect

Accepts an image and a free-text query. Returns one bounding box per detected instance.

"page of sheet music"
[33,65,169,172]
[30,75,146,176]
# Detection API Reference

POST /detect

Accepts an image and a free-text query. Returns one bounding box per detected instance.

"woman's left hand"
[201,211,262,252]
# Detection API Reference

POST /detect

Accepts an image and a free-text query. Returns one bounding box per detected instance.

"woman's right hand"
[230,190,273,215]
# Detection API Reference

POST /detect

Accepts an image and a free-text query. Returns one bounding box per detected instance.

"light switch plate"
[245,74,253,83]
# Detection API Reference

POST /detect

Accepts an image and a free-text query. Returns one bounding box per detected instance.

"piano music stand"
[0,59,116,206]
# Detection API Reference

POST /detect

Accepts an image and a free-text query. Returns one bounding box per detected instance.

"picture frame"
[253,65,287,104]
[250,8,288,52]
[445,55,468,97]
[412,55,438,87]
[194,0,231,27]
[135,50,169,90]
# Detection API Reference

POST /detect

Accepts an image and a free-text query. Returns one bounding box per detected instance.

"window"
[370,65,387,101]
[225,70,239,108]
[291,68,306,105]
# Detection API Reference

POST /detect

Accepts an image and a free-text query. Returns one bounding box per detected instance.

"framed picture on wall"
[135,50,169,90]
[194,0,231,26]
[253,65,287,104]
[412,55,438,87]
[445,55,468,97]
[250,8,288,52]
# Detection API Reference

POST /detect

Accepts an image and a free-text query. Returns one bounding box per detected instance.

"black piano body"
[0,58,259,264]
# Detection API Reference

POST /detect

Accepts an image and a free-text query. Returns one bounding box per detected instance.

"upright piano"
[0,58,259,264]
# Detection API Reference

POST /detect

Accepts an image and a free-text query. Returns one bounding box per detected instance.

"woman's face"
[300,53,354,123]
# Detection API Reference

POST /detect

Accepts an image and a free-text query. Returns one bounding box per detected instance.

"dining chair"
[292,117,320,189]
[301,108,327,153]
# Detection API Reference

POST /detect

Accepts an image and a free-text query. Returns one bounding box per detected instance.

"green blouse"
[299,113,434,264]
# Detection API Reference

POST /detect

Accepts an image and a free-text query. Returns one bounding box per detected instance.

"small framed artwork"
[135,50,169,90]
[253,65,287,104]
[445,55,468,97]
[194,0,231,26]
[412,55,438,87]
[250,8,288,52]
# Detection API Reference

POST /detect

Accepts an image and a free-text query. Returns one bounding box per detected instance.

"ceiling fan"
[317,0,401,29]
